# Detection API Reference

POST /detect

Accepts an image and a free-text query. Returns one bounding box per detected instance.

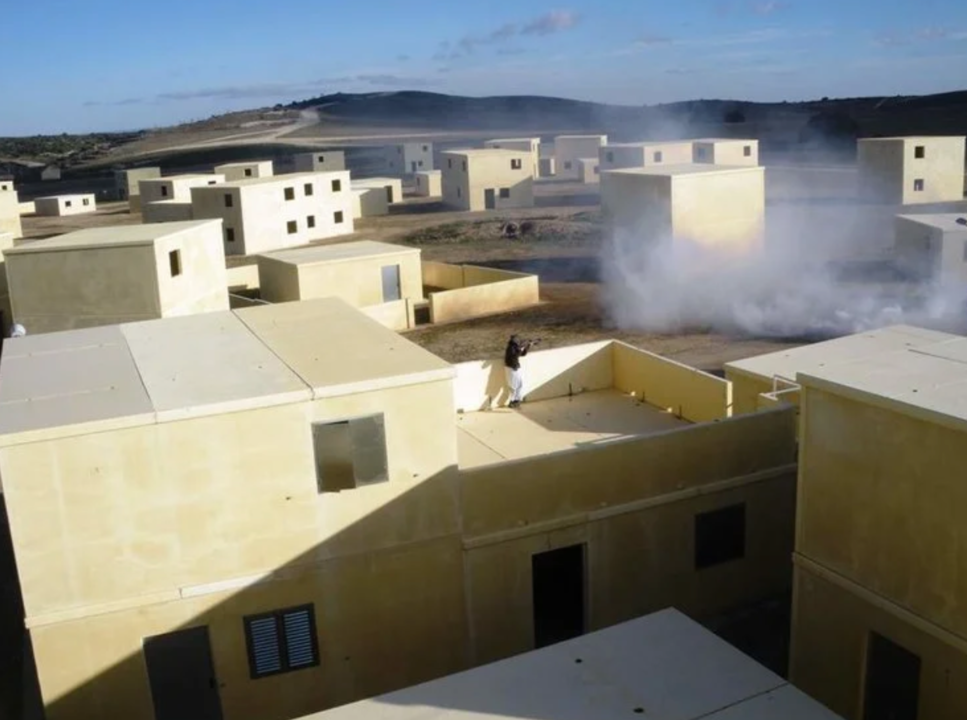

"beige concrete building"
[34,194,96,217]
[538,157,556,178]
[139,174,225,207]
[576,157,600,184]
[213,161,274,181]
[413,169,442,197]
[2,220,229,334]
[191,171,354,256]
[301,609,844,720]
[114,167,161,212]
[258,241,422,329]
[0,182,22,239]
[894,213,967,291]
[0,301,799,720]
[693,138,760,166]
[351,177,403,205]
[351,188,390,218]
[484,138,541,177]
[441,149,534,212]
[857,136,967,205]
[601,164,766,253]
[723,325,967,720]
[143,200,194,224]
[385,142,433,174]
[293,151,346,173]
[554,135,608,180]
[598,141,694,172]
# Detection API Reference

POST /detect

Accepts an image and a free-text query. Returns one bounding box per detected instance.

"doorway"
[385,186,394,203]
[863,632,921,720]
[532,544,585,649]
[410,161,418,173]
[381,264,402,302]
[144,626,223,720]
[484,188,496,210]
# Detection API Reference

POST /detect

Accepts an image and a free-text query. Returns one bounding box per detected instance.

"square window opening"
[284,187,295,201]
[82,198,90,206]
[334,210,344,224]
[287,220,297,234]
[307,215,316,229]
[168,249,182,277]
[318,155,325,162]
[654,151,663,162]
[499,188,510,198]
[244,168,253,177]
[65,200,72,207]
[331,179,342,192]
[695,503,745,569]
[564,161,572,170]
[304,183,314,196]
[914,145,925,159]
[161,186,169,197]
[462,161,467,172]
[913,179,925,192]
[448,158,453,169]
[743,145,752,157]
[606,151,614,163]
[511,158,522,170]
[243,604,319,679]
[313,415,388,493]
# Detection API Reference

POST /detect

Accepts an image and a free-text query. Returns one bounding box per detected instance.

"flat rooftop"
[2,220,221,254]
[439,148,525,157]
[693,137,757,144]
[897,213,967,233]
[351,177,399,185]
[724,324,958,386]
[860,136,965,142]
[486,137,540,143]
[214,161,271,168]
[605,163,761,177]
[263,240,419,266]
[555,134,607,140]
[34,193,94,201]
[211,170,346,188]
[298,608,844,720]
[457,389,688,469]
[0,297,454,445]
[147,174,221,182]
[604,140,692,148]
[799,332,967,432]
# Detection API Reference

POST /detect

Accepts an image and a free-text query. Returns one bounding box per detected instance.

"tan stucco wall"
[5,222,228,333]
[693,140,759,166]
[0,191,22,238]
[258,249,423,307]
[427,264,539,324]
[441,152,534,212]
[293,152,346,173]
[226,264,260,292]
[114,167,161,209]
[214,161,274,181]
[577,157,600,184]
[599,142,693,172]
[142,200,193,223]
[192,172,355,256]
[19,201,35,216]
[34,195,97,217]
[726,370,780,416]
[538,157,556,178]
[414,170,442,197]
[554,136,608,180]
[894,216,967,289]
[484,139,540,177]
[351,188,389,218]
[858,137,966,205]
[140,175,225,206]
[352,178,403,205]
[385,143,433,174]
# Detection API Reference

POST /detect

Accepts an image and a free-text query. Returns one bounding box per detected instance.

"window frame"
[243,604,320,680]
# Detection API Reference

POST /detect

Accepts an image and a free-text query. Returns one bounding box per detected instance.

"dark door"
[385,186,394,203]
[410,161,417,172]
[863,632,921,720]
[484,188,496,210]
[532,544,585,649]
[144,626,223,720]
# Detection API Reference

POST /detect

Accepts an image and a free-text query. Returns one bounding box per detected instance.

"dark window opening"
[224,194,233,208]
[244,168,253,177]
[82,198,90,206]
[161,186,169,197]
[313,415,388,492]
[533,544,585,649]
[244,605,319,679]
[307,215,315,229]
[695,503,746,569]
[863,632,921,720]
[743,145,752,157]
[448,158,452,168]
[564,161,572,170]
[65,200,72,207]
[334,210,344,224]
[168,249,182,277]
[511,158,522,170]
[284,187,295,201]
[914,145,925,159]
[422,145,428,151]
[913,179,925,192]
[606,151,614,163]
[225,228,235,243]
[331,179,341,192]
[304,183,313,196]
[499,188,510,198]
[654,151,663,162]
[318,155,325,162]
[286,220,297,234]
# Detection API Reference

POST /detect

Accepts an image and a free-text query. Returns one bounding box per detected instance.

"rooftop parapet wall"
[453,340,730,420]
[423,261,539,325]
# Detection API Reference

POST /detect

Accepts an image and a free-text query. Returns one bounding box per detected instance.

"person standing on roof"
[504,334,536,409]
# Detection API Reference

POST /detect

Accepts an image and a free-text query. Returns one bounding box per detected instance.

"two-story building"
[857,136,966,205]
[440,149,534,212]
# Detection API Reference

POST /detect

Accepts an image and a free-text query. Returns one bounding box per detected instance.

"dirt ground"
[17,182,802,372]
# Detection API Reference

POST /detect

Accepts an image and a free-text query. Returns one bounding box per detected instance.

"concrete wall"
[694,140,759,166]
[19,201,35,216]
[790,382,967,718]
[0,191,21,239]
[35,195,96,217]
[425,263,539,325]
[414,170,442,197]
[538,157,556,178]
[441,152,534,212]
[894,216,967,290]
[599,142,693,172]
[140,175,225,206]
[142,200,193,223]
[114,167,161,210]
[293,152,346,173]
[5,222,229,333]
[226,264,260,292]
[360,298,416,331]
[386,143,434,174]
[858,137,966,205]
[484,139,540,177]
[577,157,600,184]
[192,172,354,256]
[351,188,389,218]
[352,178,403,205]
[258,248,423,307]
[554,136,607,180]
[214,161,274,181]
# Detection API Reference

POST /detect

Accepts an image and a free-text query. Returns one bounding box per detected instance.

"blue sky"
[2,0,966,136]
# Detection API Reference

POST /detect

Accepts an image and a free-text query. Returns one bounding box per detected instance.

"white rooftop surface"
[215,170,343,188]
[2,220,221,254]
[486,137,539,142]
[606,163,761,177]
[214,161,271,168]
[605,140,692,147]
[693,137,756,144]
[148,174,221,182]
[724,325,959,385]
[555,134,607,139]
[861,135,965,142]
[298,608,844,720]
[0,297,454,445]
[897,213,967,233]
[34,193,93,201]
[799,333,967,431]
[264,240,418,267]
[441,148,529,158]
[457,390,688,469]
[351,177,399,185]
